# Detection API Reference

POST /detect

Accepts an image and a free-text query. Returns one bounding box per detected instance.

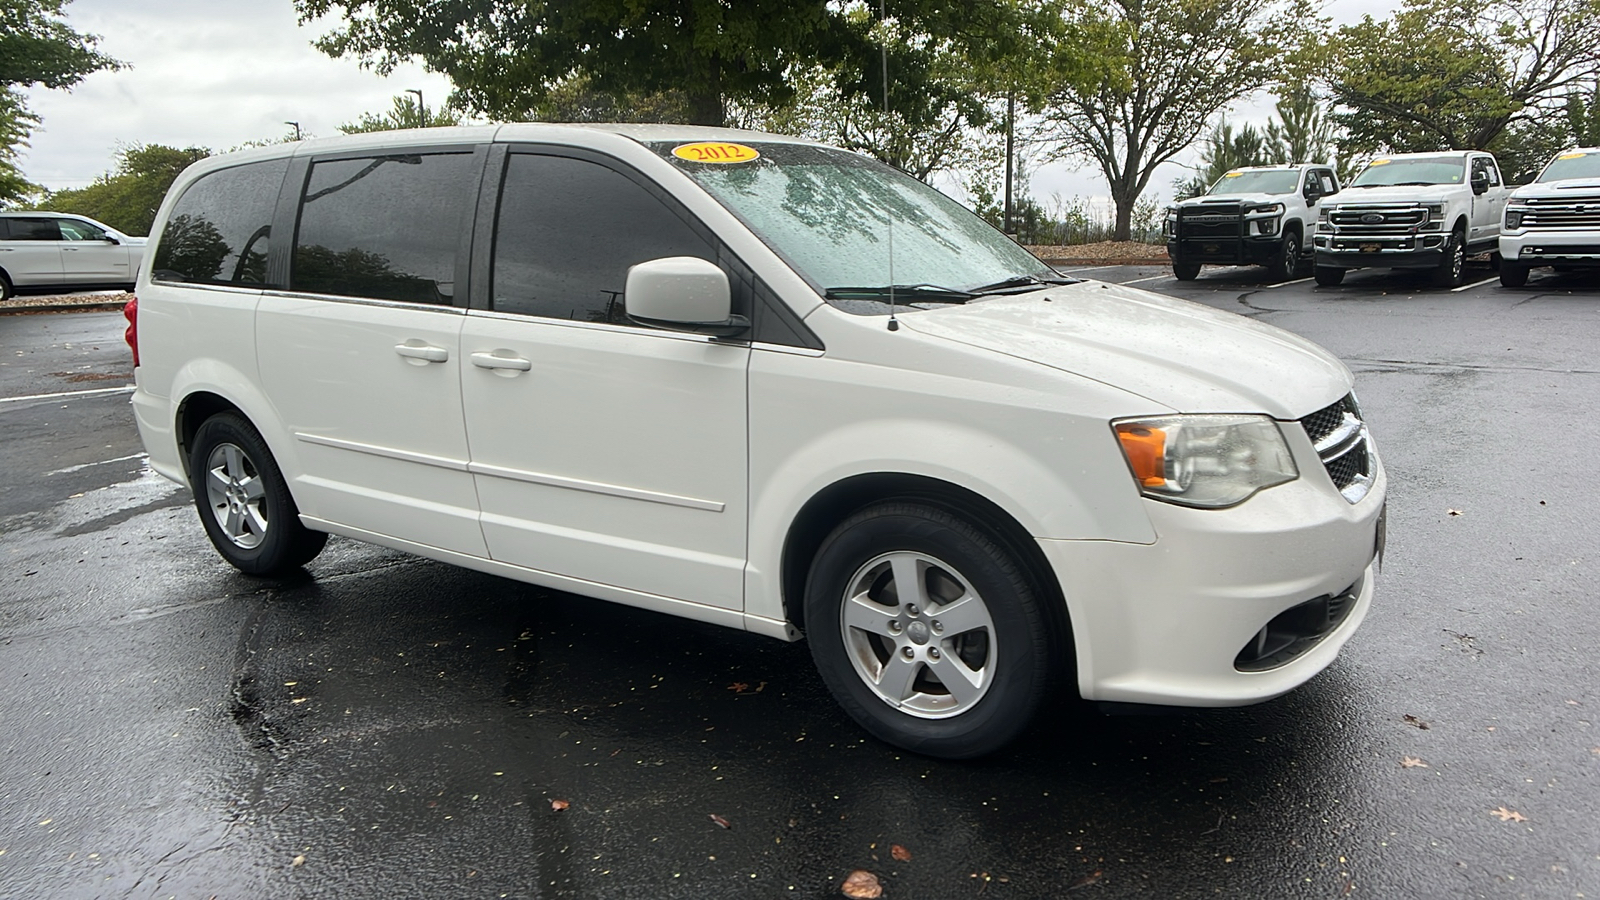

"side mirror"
[103,235,120,245]
[625,257,748,338]
[1471,171,1490,194]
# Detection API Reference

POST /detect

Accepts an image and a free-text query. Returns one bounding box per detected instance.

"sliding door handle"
[394,343,449,363]
[470,351,532,372]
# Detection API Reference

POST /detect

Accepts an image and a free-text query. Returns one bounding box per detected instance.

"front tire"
[1172,259,1201,281]
[1432,227,1466,288]
[804,501,1059,758]
[1499,262,1530,288]
[189,412,327,575]
[1268,231,1300,281]
[1314,265,1345,286]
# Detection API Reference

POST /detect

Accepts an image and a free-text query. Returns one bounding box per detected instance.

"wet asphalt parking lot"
[2,262,1598,899]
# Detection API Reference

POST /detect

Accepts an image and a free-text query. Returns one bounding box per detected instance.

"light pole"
[405,89,425,127]
[284,121,302,141]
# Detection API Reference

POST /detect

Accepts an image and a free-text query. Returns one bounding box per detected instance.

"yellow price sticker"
[1369,159,1390,166]
[672,142,761,164]
[1224,171,1243,177]
[1557,152,1589,160]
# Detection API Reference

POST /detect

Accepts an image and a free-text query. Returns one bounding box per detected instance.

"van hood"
[1333,184,1460,203]
[901,281,1351,419]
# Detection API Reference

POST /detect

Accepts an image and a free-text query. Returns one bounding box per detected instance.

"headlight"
[1113,415,1298,508]
[1505,205,1527,229]
[1318,206,1331,222]
[1420,203,1444,231]
[1245,203,1285,217]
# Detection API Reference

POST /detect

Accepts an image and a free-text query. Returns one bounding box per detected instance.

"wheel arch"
[780,473,1073,658]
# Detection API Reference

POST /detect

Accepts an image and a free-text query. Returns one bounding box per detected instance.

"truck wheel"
[1499,262,1529,288]
[1432,227,1466,288]
[804,501,1058,759]
[1314,266,1345,286]
[1172,259,1201,281]
[0,271,12,302]
[1269,231,1300,281]
[189,412,327,575]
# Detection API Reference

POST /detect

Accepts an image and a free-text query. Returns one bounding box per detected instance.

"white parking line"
[1117,274,1169,285]
[1267,277,1315,288]
[1451,276,1499,292]
[0,384,135,406]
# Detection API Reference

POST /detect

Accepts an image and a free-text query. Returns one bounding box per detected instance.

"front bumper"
[1314,231,1448,270]
[1500,229,1600,268]
[1167,234,1284,266]
[1040,448,1387,707]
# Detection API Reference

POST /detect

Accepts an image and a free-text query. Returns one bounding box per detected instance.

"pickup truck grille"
[1301,394,1373,504]
[1328,205,1427,238]
[1176,205,1244,238]
[1515,195,1600,230]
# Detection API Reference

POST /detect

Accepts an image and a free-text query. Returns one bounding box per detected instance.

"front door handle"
[471,351,532,371]
[395,343,449,363]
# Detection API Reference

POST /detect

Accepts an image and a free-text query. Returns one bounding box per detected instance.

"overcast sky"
[20,0,1399,214]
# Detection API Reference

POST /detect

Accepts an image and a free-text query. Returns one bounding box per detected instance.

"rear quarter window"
[153,159,289,286]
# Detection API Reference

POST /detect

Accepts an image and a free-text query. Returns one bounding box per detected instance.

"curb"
[1043,258,1170,268]
[0,300,130,315]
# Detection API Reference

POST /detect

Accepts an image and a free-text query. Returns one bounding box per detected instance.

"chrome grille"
[1301,394,1373,504]
[1516,195,1600,230]
[1328,205,1427,238]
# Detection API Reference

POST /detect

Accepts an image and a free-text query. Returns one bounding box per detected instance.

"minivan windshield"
[1208,170,1299,195]
[1351,157,1464,187]
[652,141,1059,313]
[1537,150,1600,183]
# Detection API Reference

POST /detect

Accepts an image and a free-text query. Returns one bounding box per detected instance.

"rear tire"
[189,412,327,575]
[1268,231,1300,281]
[804,501,1059,759]
[1499,262,1530,288]
[1172,259,1201,281]
[1314,266,1345,286]
[1431,227,1466,288]
[0,271,12,302]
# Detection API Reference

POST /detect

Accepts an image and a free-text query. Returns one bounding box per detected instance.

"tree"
[0,0,121,205]
[339,93,463,134]
[1173,120,1271,199]
[1265,86,1339,165]
[1042,0,1308,240]
[1567,82,1600,146]
[1328,0,1600,154]
[296,0,1032,129]
[38,144,209,235]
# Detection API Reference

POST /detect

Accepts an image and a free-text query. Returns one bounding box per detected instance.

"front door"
[56,217,133,283]
[461,150,749,610]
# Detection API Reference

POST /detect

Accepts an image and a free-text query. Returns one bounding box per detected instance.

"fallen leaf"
[890,844,911,861]
[1490,806,1527,823]
[1401,756,1428,768]
[1590,747,1600,755]
[1069,869,1103,890]
[727,682,749,693]
[1447,508,1463,516]
[550,799,569,811]
[710,813,731,829]
[291,854,306,867]
[840,869,883,899]
[1402,714,1431,730]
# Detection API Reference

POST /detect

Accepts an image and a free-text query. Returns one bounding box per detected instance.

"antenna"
[881,0,899,332]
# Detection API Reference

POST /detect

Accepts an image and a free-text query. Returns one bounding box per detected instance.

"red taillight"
[123,295,139,367]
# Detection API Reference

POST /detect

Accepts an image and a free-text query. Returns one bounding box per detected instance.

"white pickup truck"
[1312,150,1508,288]
[1498,148,1600,287]
[1164,164,1341,281]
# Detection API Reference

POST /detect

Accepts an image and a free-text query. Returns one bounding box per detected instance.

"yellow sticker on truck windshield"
[672,142,761,164]
[1369,159,1390,166]
[1224,171,1242,177]
[1558,152,1590,159]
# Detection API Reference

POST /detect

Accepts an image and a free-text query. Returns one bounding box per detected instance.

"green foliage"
[1568,82,1600,147]
[1490,119,1581,184]
[1044,0,1313,240]
[0,0,121,205]
[1328,0,1600,153]
[338,94,464,134]
[37,144,210,235]
[1173,120,1272,200]
[528,76,692,125]
[1265,86,1338,165]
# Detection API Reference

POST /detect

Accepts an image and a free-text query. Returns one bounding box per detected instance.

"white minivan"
[127,125,1385,758]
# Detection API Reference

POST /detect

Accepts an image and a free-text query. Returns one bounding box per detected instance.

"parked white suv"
[1499,148,1600,287]
[127,125,1386,758]
[0,211,146,301]
[1165,164,1340,281]
[1313,150,1507,288]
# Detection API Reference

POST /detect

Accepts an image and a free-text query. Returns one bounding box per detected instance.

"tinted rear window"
[291,152,475,304]
[153,159,288,286]
[5,217,64,241]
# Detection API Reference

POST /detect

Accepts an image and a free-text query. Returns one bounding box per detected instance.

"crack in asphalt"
[1345,357,1600,377]
[1234,292,1288,317]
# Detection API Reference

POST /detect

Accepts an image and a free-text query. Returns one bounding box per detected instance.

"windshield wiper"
[966,274,1081,295]
[824,284,977,304]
